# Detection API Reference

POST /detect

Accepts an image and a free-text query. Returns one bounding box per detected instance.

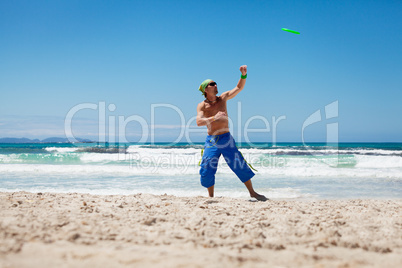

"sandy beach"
[0,192,401,267]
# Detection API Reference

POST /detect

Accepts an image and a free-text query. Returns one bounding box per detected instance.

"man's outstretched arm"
[221,65,248,101]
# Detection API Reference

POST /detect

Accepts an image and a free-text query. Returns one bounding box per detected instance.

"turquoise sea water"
[0,142,401,199]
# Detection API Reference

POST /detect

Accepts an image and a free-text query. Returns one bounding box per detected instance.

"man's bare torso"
[200,97,229,136]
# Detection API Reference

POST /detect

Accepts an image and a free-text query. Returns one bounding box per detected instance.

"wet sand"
[0,192,401,267]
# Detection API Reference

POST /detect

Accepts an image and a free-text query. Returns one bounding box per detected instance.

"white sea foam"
[79,153,130,163]
[44,147,80,153]
[354,155,402,168]
[0,154,22,163]
[127,146,200,155]
[239,147,402,156]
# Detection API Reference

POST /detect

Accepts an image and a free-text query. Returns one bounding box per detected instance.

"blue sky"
[1,0,401,142]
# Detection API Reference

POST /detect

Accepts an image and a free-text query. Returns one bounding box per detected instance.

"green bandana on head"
[198,79,212,95]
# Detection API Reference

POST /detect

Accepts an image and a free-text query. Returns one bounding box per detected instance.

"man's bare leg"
[244,179,268,201]
[207,185,214,197]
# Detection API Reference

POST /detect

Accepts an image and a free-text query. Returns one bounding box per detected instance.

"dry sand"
[0,192,401,267]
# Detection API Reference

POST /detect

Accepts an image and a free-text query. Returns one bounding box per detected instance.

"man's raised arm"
[221,65,248,101]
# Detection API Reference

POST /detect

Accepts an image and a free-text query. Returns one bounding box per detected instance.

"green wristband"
[241,73,247,79]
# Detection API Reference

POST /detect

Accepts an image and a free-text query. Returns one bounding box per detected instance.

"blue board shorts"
[199,132,255,188]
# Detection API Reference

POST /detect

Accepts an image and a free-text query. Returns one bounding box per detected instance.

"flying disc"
[281,28,300,34]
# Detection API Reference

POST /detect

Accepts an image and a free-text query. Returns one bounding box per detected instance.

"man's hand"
[240,65,247,75]
[214,111,227,121]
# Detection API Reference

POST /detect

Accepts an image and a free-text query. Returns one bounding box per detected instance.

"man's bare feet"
[207,185,214,197]
[244,180,268,201]
[251,192,268,201]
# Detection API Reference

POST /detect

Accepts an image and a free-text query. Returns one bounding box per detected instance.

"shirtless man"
[196,65,267,201]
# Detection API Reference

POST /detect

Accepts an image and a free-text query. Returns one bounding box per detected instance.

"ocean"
[0,142,401,199]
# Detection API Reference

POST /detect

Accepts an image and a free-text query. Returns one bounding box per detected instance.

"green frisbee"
[281,28,300,34]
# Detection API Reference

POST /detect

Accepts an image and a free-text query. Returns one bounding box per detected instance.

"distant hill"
[0,137,94,143]
[0,138,41,143]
